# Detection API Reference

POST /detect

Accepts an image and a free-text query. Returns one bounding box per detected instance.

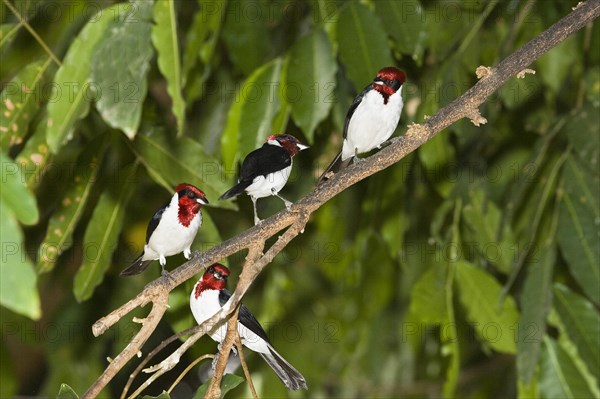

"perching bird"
[120,183,208,276]
[190,264,308,391]
[219,134,308,224]
[319,67,406,182]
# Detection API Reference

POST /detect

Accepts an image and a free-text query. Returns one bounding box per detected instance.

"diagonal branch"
[82,1,600,397]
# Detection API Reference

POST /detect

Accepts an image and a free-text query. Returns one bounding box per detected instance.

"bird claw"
[161,269,175,283]
[254,217,263,226]
[212,345,237,371]
[183,249,192,260]
[377,139,393,149]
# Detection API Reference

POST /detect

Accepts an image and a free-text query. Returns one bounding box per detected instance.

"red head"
[175,183,209,227]
[372,67,406,100]
[194,263,230,298]
[267,134,309,157]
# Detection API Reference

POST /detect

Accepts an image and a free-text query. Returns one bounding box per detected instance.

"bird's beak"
[197,197,209,205]
[297,143,309,150]
[374,80,384,86]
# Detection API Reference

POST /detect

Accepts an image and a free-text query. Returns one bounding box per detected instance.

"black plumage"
[219,143,292,200]
[218,289,308,391]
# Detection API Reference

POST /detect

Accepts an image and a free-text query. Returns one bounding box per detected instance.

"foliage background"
[1,0,599,398]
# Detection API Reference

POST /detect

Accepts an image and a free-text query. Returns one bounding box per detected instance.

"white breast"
[342,87,403,161]
[190,288,271,354]
[244,164,292,199]
[143,194,201,261]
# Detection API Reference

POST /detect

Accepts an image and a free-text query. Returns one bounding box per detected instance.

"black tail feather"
[120,255,153,276]
[219,180,252,200]
[317,152,351,183]
[259,346,307,391]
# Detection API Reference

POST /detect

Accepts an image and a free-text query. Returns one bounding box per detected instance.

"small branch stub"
[468,109,488,127]
[476,66,493,79]
[517,68,536,78]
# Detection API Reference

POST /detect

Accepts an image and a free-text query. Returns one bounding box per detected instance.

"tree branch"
[82,1,600,397]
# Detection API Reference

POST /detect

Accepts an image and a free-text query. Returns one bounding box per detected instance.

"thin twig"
[234,335,259,399]
[2,0,62,66]
[205,305,241,399]
[168,355,215,394]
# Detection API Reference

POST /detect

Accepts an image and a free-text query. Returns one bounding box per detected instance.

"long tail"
[219,180,252,200]
[259,345,307,391]
[120,254,153,276]
[317,151,351,183]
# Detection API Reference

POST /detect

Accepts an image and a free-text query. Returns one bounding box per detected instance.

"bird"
[190,263,308,391]
[120,183,209,276]
[219,134,308,225]
[319,66,406,182]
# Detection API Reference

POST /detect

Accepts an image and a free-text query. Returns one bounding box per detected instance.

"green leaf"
[56,383,79,399]
[409,266,447,324]
[14,114,52,190]
[418,133,456,197]
[272,58,291,134]
[442,202,461,398]
[0,57,53,148]
[182,0,226,98]
[517,244,555,385]
[0,151,39,225]
[221,0,269,75]
[0,23,20,53]
[337,2,394,91]
[538,35,581,95]
[462,188,518,274]
[286,28,337,142]
[37,137,107,274]
[239,59,284,159]
[134,129,235,210]
[455,261,519,353]
[46,4,126,153]
[73,164,138,301]
[553,284,600,380]
[193,374,245,399]
[91,0,154,139]
[0,200,41,319]
[564,102,600,174]
[374,0,427,64]
[500,74,541,109]
[557,155,600,305]
[221,59,283,169]
[539,337,597,399]
[220,87,244,169]
[152,0,185,136]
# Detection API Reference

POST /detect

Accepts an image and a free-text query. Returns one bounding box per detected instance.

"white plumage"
[142,193,202,265]
[342,86,403,161]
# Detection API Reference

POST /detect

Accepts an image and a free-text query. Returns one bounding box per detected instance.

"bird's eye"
[186,190,196,198]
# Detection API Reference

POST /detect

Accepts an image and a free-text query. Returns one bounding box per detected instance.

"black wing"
[218,289,272,344]
[239,144,291,182]
[343,84,372,139]
[145,203,169,243]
